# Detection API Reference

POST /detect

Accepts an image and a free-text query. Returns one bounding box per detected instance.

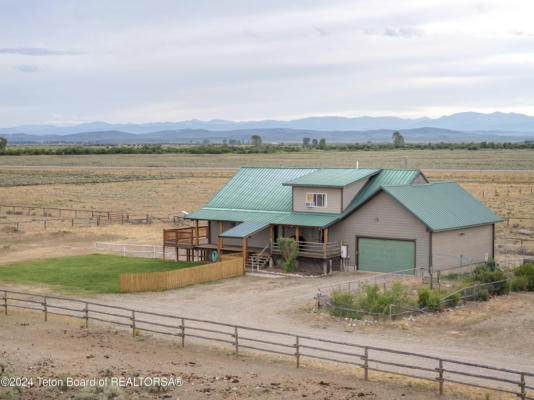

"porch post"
[195,219,199,246]
[323,228,328,258]
[242,237,248,273]
[295,226,299,245]
[269,225,274,250]
[218,221,223,261]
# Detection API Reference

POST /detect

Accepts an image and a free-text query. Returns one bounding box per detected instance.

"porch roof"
[186,208,339,227]
[219,221,270,238]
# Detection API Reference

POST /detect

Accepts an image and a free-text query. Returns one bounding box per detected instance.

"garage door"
[357,237,415,273]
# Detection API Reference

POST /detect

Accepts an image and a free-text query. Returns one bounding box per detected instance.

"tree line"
[1,133,534,155]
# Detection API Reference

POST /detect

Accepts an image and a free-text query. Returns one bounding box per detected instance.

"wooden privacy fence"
[119,254,243,292]
[1,288,533,399]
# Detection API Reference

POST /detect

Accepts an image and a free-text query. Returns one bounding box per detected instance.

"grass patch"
[0,254,203,294]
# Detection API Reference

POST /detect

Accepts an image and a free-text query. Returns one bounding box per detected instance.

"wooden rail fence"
[1,288,533,398]
[119,254,243,292]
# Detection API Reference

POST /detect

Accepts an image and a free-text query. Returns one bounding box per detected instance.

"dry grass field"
[2,148,534,169]
[0,150,533,264]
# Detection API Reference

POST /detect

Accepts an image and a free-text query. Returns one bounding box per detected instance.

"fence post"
[123,245,126,257]
[181,318,185,347]
[153,246,157,258]
[44,220,47,230]
[389,304,392,321]
[295,336,300,368]
[234,326,239,356]
[131,310,136,337]
[458,256,462,280]
[3,290,7,315]
[43,296,48,321]
[438,359,444,395]
[363,347,369,380]
[520,372,526,400]
[84,302,89,328]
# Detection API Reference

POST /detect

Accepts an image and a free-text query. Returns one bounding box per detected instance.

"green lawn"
[0,254,203,294]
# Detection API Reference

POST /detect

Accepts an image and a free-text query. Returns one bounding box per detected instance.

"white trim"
[305,192,327,208]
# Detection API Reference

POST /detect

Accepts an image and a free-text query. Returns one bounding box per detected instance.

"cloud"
[313,26,328,36]
[16,65,39,73]
[0,47,78,56]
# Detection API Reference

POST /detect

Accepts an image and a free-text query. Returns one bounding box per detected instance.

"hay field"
[1,148,534,169]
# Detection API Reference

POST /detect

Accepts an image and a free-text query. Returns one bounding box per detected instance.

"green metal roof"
[204,167,316,212]
[336,169,422,222]
[283,168,379,187]
[186,208,339,227]
[219,222,271,238]
[187,167,425,228]
[187,167,502,231]
[383,182,503,231]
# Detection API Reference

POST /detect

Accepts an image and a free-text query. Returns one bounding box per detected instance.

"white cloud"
[0,0,533,125]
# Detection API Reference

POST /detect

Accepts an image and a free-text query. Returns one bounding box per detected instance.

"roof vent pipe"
[356,160,359,169]
[402,156,408,169]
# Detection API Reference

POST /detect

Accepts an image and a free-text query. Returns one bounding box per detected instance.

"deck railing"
[163,226,208,246]
[271,240,341,259]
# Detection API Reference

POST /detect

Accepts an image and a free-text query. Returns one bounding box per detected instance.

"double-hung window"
[305,193,327,208]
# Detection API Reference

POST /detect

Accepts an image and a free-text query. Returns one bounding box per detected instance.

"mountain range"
[2,112,534,144]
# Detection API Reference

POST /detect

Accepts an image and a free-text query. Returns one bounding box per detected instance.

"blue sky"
[1,0,534,126]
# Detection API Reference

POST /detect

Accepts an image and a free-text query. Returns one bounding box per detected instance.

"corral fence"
[0,204,189,230]
[1,288,533,399]
[94,242,176,259]
[119,254,244,292]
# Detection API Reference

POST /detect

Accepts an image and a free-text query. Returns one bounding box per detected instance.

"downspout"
[492,223,495,260]
[429,229,433,289]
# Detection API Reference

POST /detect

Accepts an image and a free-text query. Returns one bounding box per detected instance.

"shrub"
[471,264,508,295]
[330,291,362,319]
[277,237,297,272]
[513,263,534,291]
[357,281,414,315]
[442,291,462,308]
[418,288,442,310]
[511,276,529,292]
[329,281,413,319]
[476,289,489,301]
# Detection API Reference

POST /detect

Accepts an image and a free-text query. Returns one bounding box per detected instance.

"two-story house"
[165,167,502,275]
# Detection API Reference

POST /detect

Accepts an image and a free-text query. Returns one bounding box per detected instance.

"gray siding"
[293,186,342,213]
[209,219,270,248]
[432,225,493,270]
[329,191,430,271]
[411,173,428,184]
[342,178,369,210]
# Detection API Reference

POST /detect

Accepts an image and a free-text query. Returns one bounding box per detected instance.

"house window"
[306,193,327,208]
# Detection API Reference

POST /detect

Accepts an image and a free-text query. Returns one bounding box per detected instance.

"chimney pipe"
[402,156,408,169]
[356,160,359,169]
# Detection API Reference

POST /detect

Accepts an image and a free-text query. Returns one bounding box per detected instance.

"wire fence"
[1,288,533,399]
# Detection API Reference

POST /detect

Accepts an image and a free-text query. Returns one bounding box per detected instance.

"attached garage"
[356,237,415,273]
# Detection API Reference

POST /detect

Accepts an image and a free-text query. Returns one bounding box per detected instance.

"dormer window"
[306,193,327,208]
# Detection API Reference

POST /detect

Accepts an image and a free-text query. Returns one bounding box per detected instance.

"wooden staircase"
[246,252,271,270]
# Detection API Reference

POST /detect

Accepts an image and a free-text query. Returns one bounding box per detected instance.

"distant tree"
[311,138,318,147]
[302,137,311,147]
[251,135,262,147]
[0,136,6,152]
[392,131,405,148]
[318,138,326,149]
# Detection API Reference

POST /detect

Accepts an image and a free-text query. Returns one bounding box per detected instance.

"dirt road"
[0,313,465,399]
[76,274,534,374]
